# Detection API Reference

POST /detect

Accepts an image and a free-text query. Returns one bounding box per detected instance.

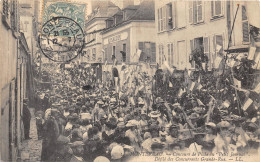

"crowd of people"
[34,79,259,162]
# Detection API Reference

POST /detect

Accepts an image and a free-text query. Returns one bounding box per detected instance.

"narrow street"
[19,108,42,162]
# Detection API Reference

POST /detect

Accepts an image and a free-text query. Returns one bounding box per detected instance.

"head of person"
[169,125,179,138]
[70,141,84,157]
[205,122,217,135]
[217,121,231,137]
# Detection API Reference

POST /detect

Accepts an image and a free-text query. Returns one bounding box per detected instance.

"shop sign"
[104,32,128,45]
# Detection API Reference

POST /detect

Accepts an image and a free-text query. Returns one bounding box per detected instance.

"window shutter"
[242,6,249,43]
[203,37,211,70]
[197,1,203,22]
[242,22,250,42]
[211,1,214,17]
[138,42,145,61]
[163,6,167,31]
[151,43,156,63]
[190,39,195,68]
[242,5,247,20]
[193,1,197,24]
[189,2,193,24]
[216,35,223,55]
[172,2,176,28]
[168,44,171,65]
[158,9,160,31]
[171,43,174,65]
[160,8,163,31]
[162,45,165,62]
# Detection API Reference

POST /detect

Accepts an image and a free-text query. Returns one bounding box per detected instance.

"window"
[167,43,174,66]
[86,49,90,61]
[104,48,107,62]
[189,1,204,24]
[213,34,224,67]
[112,46,116,61]
[122,44,126,62]
[158,44,164,66]
[138,42,156,63]
[177,41,186,70]
[190,39,195,68]
[242,5,250,43]
[203,37,211,70]
[166,3,175,30]
[211,1,224,18]
[158,6,167,32]
[158,45,161,65]
[92,48,96,61]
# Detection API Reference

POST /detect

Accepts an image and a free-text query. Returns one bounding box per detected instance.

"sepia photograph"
[0,0,260,161]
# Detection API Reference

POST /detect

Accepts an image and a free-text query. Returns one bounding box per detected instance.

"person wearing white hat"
[201,122,217,152]
[94,156,110,162]
[125,120,141,152]
[213,121,236,153]
[111,145,124,161]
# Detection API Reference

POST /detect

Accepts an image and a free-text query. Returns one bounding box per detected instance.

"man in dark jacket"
[23,98,31,140]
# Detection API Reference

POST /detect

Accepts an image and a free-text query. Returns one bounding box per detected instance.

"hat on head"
[97,100,104,105]
[206,122,216,128]
[111,145,124,160]
[172,103,181,107]
[189,113,200,120]
[117,122,125,128]
[217,121,231,128]
[70,141,84,148]
[194,107,205,114]
[94,156,110,162]
[149,111,161,118]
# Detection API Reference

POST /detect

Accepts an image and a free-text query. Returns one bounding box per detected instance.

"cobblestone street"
[19,108,42,162]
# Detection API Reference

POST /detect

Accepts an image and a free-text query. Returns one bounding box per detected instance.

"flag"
[222,100,231,108]
[233,78,241,88]
[202,63,206,71]
[187,70,192,77]
[247,1,260,28]
[138,85,145,91]
[242,98,253,111]
[163,61,174,74]
[196,83,203,90]
[254,82,260,93]
[253,52,260,69]
[169,81,173,88]
[130,97,135,106]
[178,88,185,97]
[197,99,204,106]
[214,56,222,68]
[133,49,142,62]
[113,59,117,66]
[189,81,196,92]
[248,46,256,60]
[228,59,237,68]
[216,45,222,53]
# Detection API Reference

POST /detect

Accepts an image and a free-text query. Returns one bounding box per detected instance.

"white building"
[101,0,156,83]
[155,1,255,71]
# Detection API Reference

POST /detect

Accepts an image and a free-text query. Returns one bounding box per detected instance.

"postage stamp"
[38,16,85,62]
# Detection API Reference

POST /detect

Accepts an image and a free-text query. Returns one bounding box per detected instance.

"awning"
[225,45,249,53]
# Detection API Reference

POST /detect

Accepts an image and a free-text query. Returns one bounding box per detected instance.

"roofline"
[86,17,110,26]
[101,20,155,34]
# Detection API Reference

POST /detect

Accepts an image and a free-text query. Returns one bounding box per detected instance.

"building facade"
[0,0,32,161]
[81,1,120,82]
[155,1,255,71]
[101,0,156,83]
